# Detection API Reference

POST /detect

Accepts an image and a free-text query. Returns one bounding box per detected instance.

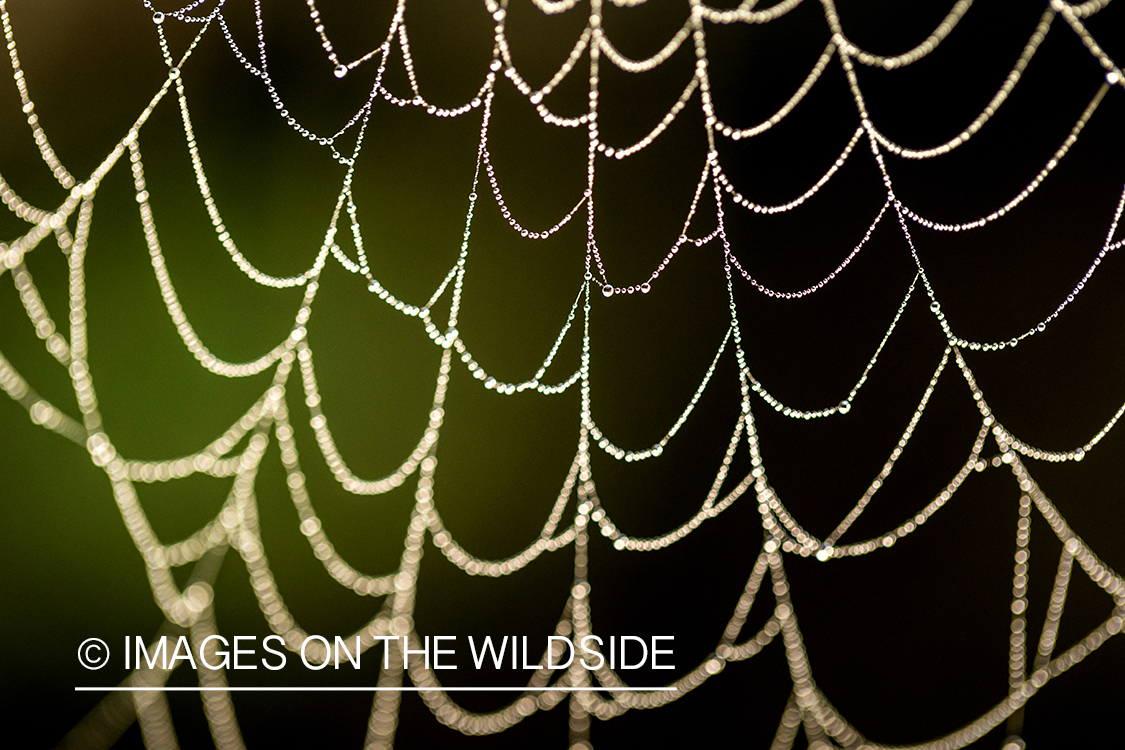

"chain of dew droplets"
[895,171,1125,354]
[894,82,1109,234]
[869,6,1056,159]
[713,124,865,215]
[746,272,918,421]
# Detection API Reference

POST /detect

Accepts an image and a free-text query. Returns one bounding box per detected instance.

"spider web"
[1,1,1123,748]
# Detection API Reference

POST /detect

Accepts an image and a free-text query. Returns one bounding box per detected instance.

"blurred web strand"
[2,1,1124,748]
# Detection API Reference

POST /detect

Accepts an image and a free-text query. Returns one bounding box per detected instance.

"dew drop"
[334,65,347,79]
[640,282,651,294]
[153,12,165,25]
[602,285,614,297]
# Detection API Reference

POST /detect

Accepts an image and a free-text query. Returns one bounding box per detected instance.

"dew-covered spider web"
[1,0,1123,748]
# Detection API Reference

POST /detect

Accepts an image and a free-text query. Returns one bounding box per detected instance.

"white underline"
[76,686,676,692]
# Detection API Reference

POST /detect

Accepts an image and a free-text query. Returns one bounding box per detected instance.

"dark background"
[1,1,1123,748]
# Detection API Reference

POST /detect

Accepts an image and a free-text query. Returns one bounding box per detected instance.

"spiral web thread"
[2,0,1124,748]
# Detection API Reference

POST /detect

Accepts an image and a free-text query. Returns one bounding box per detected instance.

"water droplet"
[490,59,502,72]
[602,285,614,297]
[334,65,347,79]
[640,282,651,294]
[838,400,851,414]
[929,300,941,313]
[153,12,165,25]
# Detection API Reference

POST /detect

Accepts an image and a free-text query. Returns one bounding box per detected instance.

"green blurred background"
[1,1,1123,747]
